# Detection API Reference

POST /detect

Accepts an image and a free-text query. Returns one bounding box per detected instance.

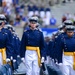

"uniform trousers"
[63,55,73,75]
[0,53,3,65]
[25,50,40,75]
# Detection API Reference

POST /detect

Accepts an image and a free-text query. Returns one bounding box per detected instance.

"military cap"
[63,20,73,26]
[29,16,38,23]
[58,25,64,30]
[4,24,15,32]
[0,14,6,25]
[66,25,75,32]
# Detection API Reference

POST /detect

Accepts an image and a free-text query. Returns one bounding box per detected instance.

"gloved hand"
[6,58,10,63]
[41,57,45,63]
[17,55,20,58]
[21,58,25,63]
[13,59,16,63]
[10,56,13,60]
[58,63,63,65]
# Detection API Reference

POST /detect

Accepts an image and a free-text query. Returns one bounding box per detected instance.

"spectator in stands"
[21,15,28,28]
[12,0,19,5]
[2,0,13,9]
[62,14,67,23]
[39,6,45,19]
[27,5,34,17]
[14,18,20,26]
[15,4,20,14]
[5,6,11,16]
[0,0,2,6]
[45,7,51,19]
[65,13,72,20]
[14,14,21,26]
[42,15,50,27]
[63,0,73,3]
[33,5,39,16]
[9,20,14,26]
[38,16,43,27]
[50,16,57,26]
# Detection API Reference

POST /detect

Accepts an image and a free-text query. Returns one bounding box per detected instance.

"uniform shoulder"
[24,29,27,32]
[4,32,8,35]
[23,29,30,33]
[37,28,42,32]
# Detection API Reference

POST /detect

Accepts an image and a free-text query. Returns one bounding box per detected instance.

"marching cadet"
[4,24,21,70]
[48,34,57,59]
[56,25,75,75]
[4,25,20,59]
[52,20,74,63]
[0,14,13,65]
[20,16,46,75]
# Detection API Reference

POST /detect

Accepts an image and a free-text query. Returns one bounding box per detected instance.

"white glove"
[41,57,45,63]
[10,56,13,60]
[6,58,10,62]
[58,63,63,66]
[13,59,16,62]
[17,55,20,58]
[21,58,25,63]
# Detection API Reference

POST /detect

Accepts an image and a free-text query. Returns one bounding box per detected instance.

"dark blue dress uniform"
[0,28,13,64]
[12,34,20,59]
[1,27,13,45]
[48,40,58,60]
[20,28,46,59]
[47,40,53,57]
[56,25,75,69]
[55,32,66,63]
[3,26,15,58]
[12,34,21,70]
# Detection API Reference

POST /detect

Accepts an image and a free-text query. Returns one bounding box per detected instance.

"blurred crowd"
[0,0,75,29]
[0,0,57,28]
[62,13,75,25]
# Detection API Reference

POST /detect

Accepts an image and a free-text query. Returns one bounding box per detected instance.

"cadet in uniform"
[53,20,74,63]
[4,24,21,70]
[56,25,75,75]
[20,16,46,75]
[0,14,13,65]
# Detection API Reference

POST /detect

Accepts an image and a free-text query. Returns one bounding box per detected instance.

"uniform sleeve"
[6,34,14,58]
[55,35,64,63]
[40,32,46,58]
[48,41,53,57]
[20,32,26,58]
[7,29,13,43]
[16,38,21,56]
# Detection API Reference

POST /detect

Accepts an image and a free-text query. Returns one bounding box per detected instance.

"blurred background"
[0,0,75,39]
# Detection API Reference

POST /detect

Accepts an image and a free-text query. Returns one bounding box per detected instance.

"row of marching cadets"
[1,13,75,75]
[46,20,75,75]
[0,14,46,75]
[0,14,21,75]
[19,15,75,75]
[20,16,46,75]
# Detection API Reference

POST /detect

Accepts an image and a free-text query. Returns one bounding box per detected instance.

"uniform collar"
[29,28,38,31]
[65,34,75,38]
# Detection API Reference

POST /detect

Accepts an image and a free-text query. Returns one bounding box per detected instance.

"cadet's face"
[30,22,37,28]
[0,22,5,28]
[67,31,74,37]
